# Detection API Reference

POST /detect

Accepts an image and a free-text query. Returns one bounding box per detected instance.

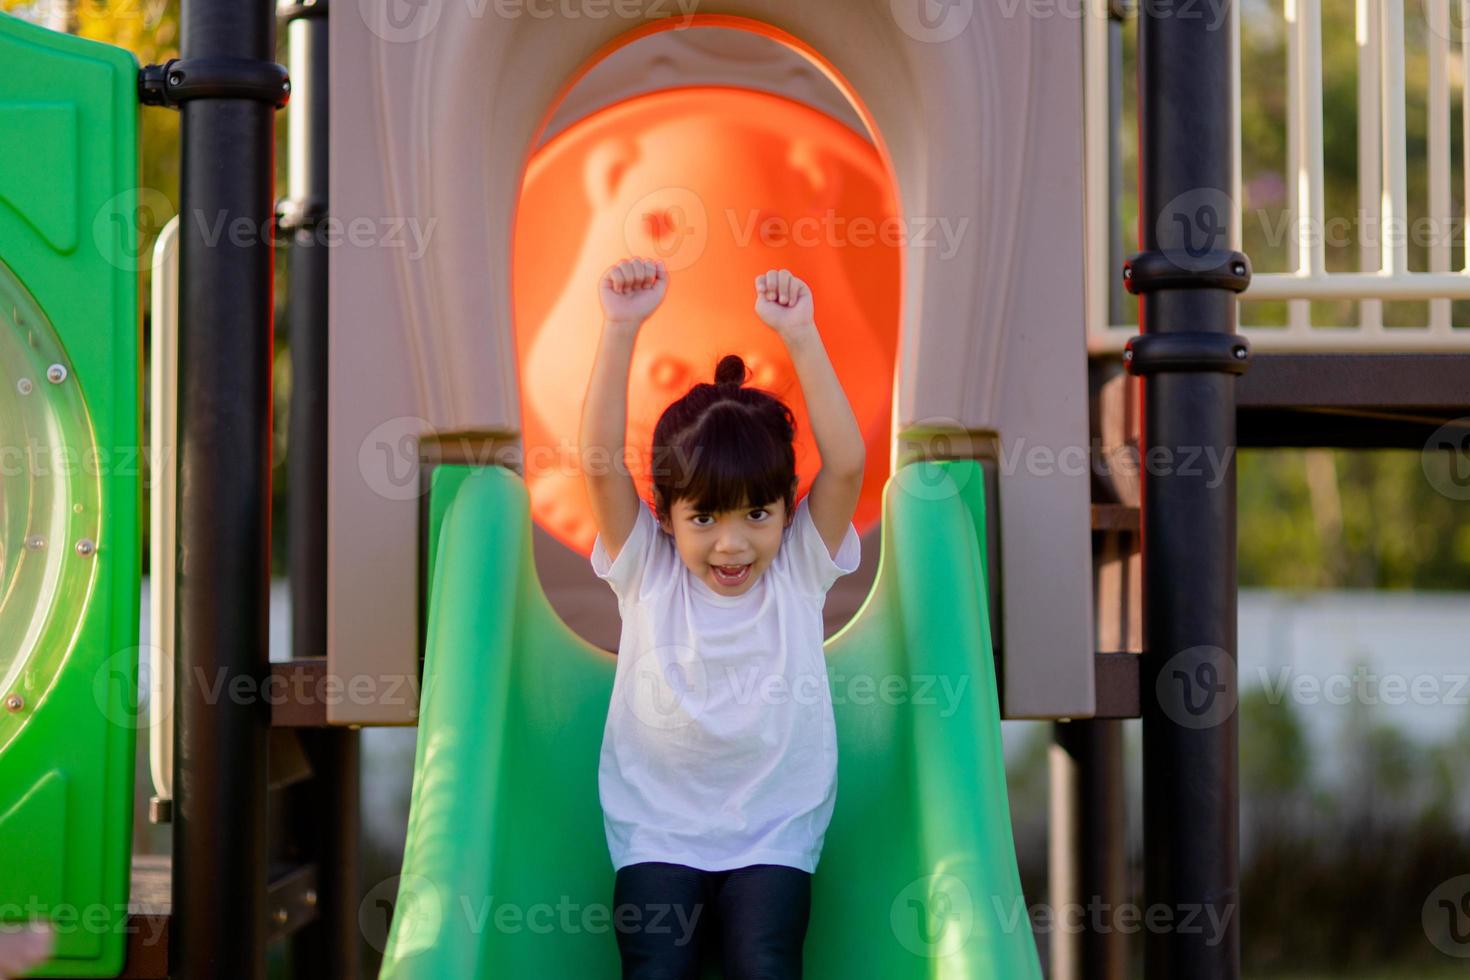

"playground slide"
[377,460,1042,979]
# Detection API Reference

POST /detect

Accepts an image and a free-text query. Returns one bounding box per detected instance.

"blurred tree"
[1240,685,1312,799]
[1239,448,1470,590]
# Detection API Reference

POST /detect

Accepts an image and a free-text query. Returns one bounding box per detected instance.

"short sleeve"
[783,495,861,598]
[590,502,664,605]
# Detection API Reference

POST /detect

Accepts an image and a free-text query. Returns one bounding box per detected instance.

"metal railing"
[1086,0,1470,351]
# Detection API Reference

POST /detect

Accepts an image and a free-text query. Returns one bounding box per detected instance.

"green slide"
[379,459,1042,979]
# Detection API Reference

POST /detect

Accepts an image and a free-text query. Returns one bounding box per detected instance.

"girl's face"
[660,495,792,597]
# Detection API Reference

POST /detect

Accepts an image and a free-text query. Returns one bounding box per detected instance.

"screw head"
[16,378,33,395]
[1123,266,1133,279]
[4,693,22,713]
[304,889,318,907]
[168,71,184,86]
[1233,346,1248,360]
[273,908,288,926]
[75,538,96,557]
[1123,348,1134,361]
[47,364,67,384]
[1232,262,1246,276]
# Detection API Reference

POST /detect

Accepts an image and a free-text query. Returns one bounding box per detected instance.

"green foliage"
[1239,449,1470,590]
[1240,686,1312,799]
[1239,685,1470,974]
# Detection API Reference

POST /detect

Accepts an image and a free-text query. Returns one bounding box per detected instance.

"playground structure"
[0,0,1468,978]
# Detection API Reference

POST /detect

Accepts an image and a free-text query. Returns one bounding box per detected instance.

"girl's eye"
[749,509,769,520]
[692,515,713,527]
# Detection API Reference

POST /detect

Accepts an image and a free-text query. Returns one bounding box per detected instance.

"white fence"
[1087,0,1470,351]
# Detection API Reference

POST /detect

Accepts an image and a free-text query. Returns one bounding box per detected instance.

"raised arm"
[581,257,668,562]
[754,269,865,557]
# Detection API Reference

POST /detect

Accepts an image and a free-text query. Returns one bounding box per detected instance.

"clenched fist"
[599,256,668,328]
[753,268,815,339]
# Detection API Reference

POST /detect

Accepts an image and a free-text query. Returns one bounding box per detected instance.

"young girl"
[580,256,866,979]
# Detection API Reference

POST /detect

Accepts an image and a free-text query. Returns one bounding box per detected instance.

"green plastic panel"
[379,460,1041,978]
[0,12,141,978]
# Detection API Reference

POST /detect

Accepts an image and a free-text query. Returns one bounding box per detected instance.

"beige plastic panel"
[330,3,1095,724]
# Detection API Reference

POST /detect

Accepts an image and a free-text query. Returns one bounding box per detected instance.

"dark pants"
[612,861,811,979]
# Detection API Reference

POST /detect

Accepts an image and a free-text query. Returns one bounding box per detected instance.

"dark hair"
[650,354,798,528]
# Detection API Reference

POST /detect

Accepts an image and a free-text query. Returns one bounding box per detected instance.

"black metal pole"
[1132,2,1246,978]
[171,0,279,976]
[291,730,361,977]
[277,1,362,976]
[1050,720,1129,980]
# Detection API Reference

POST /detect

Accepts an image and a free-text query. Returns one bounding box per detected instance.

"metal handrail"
[148,215,179,814]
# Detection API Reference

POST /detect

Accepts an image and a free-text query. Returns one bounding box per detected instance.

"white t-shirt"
[590,494,861,873]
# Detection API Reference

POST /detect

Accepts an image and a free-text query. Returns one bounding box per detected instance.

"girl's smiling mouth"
[711,563,752,587]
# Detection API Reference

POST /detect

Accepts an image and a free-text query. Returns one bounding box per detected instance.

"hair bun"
[713,354,747,387]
